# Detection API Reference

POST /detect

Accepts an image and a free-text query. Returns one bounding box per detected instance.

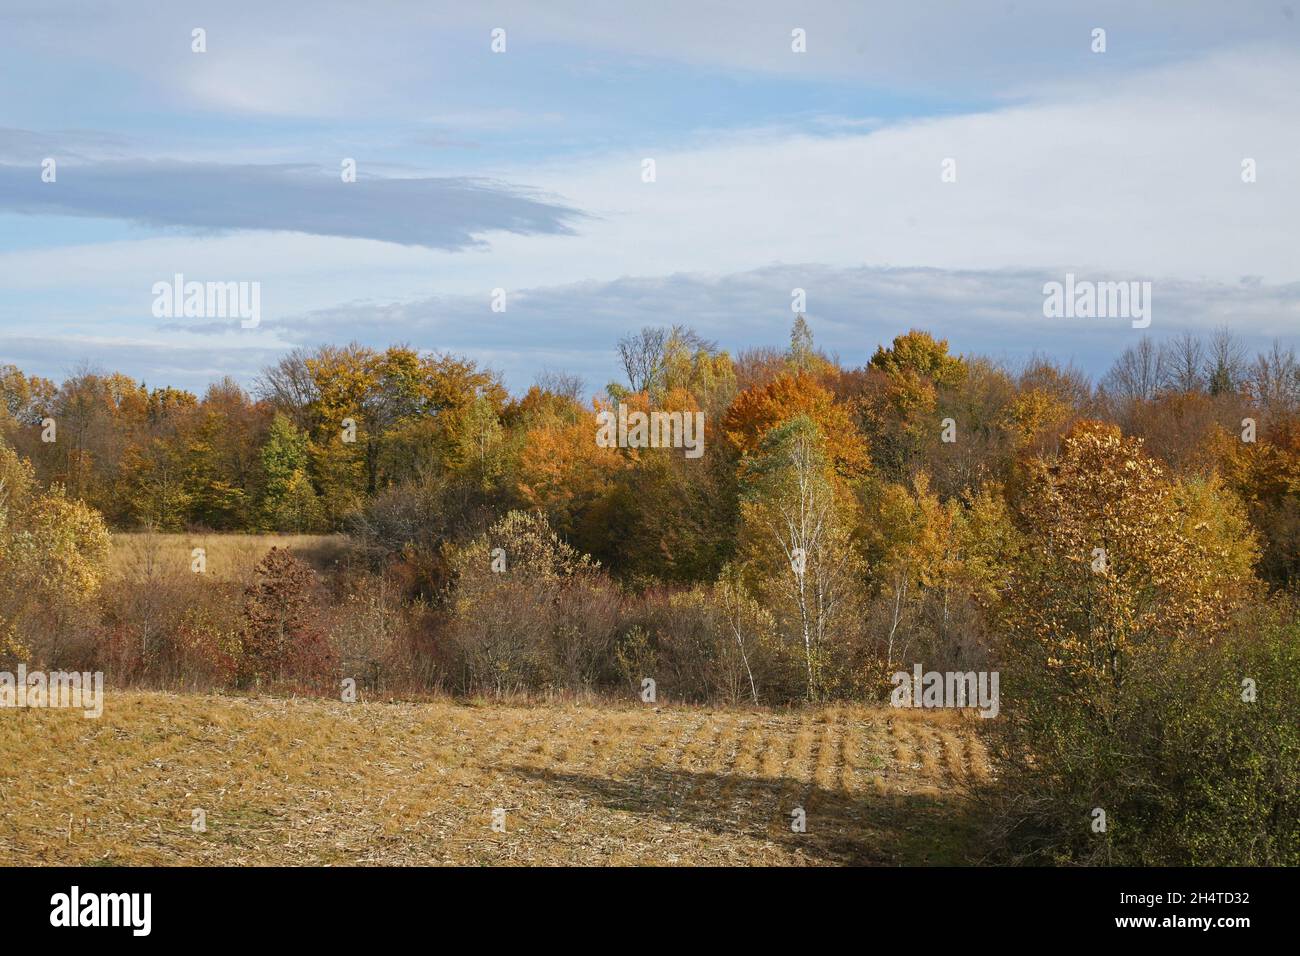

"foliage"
[237,548,334,689]
[0,437,110,665]
[2,320,1297,864]
[988,602,1300,865]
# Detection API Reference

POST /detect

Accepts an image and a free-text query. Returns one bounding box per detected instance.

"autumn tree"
[185,378,268,529]
[516,396,624,558]
[856,469,1019,678]
[0,437,110,665]
[859,330,968,484]
[738,416,861,700]
[237,548,333,687]
[260,413,322,531]
[1216,416,1300,587]
[723,372,869,480]
[990,422,1281,867]
[1001,421,1256,693]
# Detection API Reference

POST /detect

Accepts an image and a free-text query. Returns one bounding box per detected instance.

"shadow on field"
[508,763,986,865]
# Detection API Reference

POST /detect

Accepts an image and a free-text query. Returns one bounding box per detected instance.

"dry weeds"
[109,533,350,581]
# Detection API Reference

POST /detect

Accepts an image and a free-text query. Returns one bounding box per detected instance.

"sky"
[1,0,1298,397]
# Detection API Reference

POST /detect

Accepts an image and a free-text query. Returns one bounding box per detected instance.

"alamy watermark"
[596,403,705,459]
[890,664,999,718]
[1042,273,1151,329]
[152,273,261,328]
[0,665,104,718]
[50,886,150,936]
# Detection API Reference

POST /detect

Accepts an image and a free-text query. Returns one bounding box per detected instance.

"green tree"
[260,413,321,531]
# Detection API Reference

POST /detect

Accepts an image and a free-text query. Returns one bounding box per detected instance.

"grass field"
[109,533,351,580]
[0,692,992,866]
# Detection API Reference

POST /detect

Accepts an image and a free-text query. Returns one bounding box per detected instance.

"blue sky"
[2,1,1298,395]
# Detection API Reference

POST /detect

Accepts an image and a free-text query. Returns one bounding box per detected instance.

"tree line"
[2,320,1297,588]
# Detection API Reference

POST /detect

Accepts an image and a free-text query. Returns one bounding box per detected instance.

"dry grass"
[0,691,992,866]
[109,533,350,581]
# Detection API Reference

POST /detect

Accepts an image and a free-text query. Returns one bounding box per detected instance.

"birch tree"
[739,416,859,700]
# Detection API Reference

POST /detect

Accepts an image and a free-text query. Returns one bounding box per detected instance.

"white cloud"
[474,48,1300,287]
[5,42,1298,393]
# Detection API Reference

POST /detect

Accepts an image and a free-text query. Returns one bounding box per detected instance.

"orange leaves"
[722,371,869,480]
[516,398,622,517]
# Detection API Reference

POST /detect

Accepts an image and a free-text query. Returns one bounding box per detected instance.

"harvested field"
[0,692,991,866]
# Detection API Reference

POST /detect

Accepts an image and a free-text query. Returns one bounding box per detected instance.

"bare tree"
[256,347,319,429]
[1100,337,1166,404]
[1248,340,1300,418]
[617,326,669,394]
[1017,353,1093,410]
[1160,332,1205,393]
[534,368,586,405]
[1204,326,1248,396]
[716,569,761,706]
[616,324,713,397]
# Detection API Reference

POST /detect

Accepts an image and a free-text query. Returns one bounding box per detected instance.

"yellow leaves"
[858,471,1022,622]
[1003,386,1070,450]
[24,489,111,598]
[1003,420,1256,688]
[869,329,967,389]
[0,619,28,663]
[0,476,110,655]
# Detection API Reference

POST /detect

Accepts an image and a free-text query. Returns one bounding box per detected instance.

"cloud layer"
[0,159,582,249]
[1,3,1296,396]
[12,264,1292,397]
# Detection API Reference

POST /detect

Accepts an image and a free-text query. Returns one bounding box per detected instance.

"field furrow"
[0,692,989,866]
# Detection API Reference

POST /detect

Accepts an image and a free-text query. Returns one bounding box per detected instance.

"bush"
[237,548,335,690]
[444,510,618,695]
[0,439,110,667]
[99,567,242,687]
[329,566,437,694]
[986,600,1300,865]
[618,580,796,705]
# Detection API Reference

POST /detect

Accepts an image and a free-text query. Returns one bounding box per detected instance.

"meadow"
[108,532,350,580]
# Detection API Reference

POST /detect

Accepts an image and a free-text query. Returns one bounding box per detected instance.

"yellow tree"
[859,330,969,483]
[1214,418,1300,587]
[0,438,110,664]
[1003,421,1257,693]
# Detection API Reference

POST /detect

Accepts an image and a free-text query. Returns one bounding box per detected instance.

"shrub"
[444,510,616,695]
[328,567,434,694]
[619,580,795,705]
[237,548,335,690]
[99,565,242,687]
[0,439,110,667]
[987,600,1300,865]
